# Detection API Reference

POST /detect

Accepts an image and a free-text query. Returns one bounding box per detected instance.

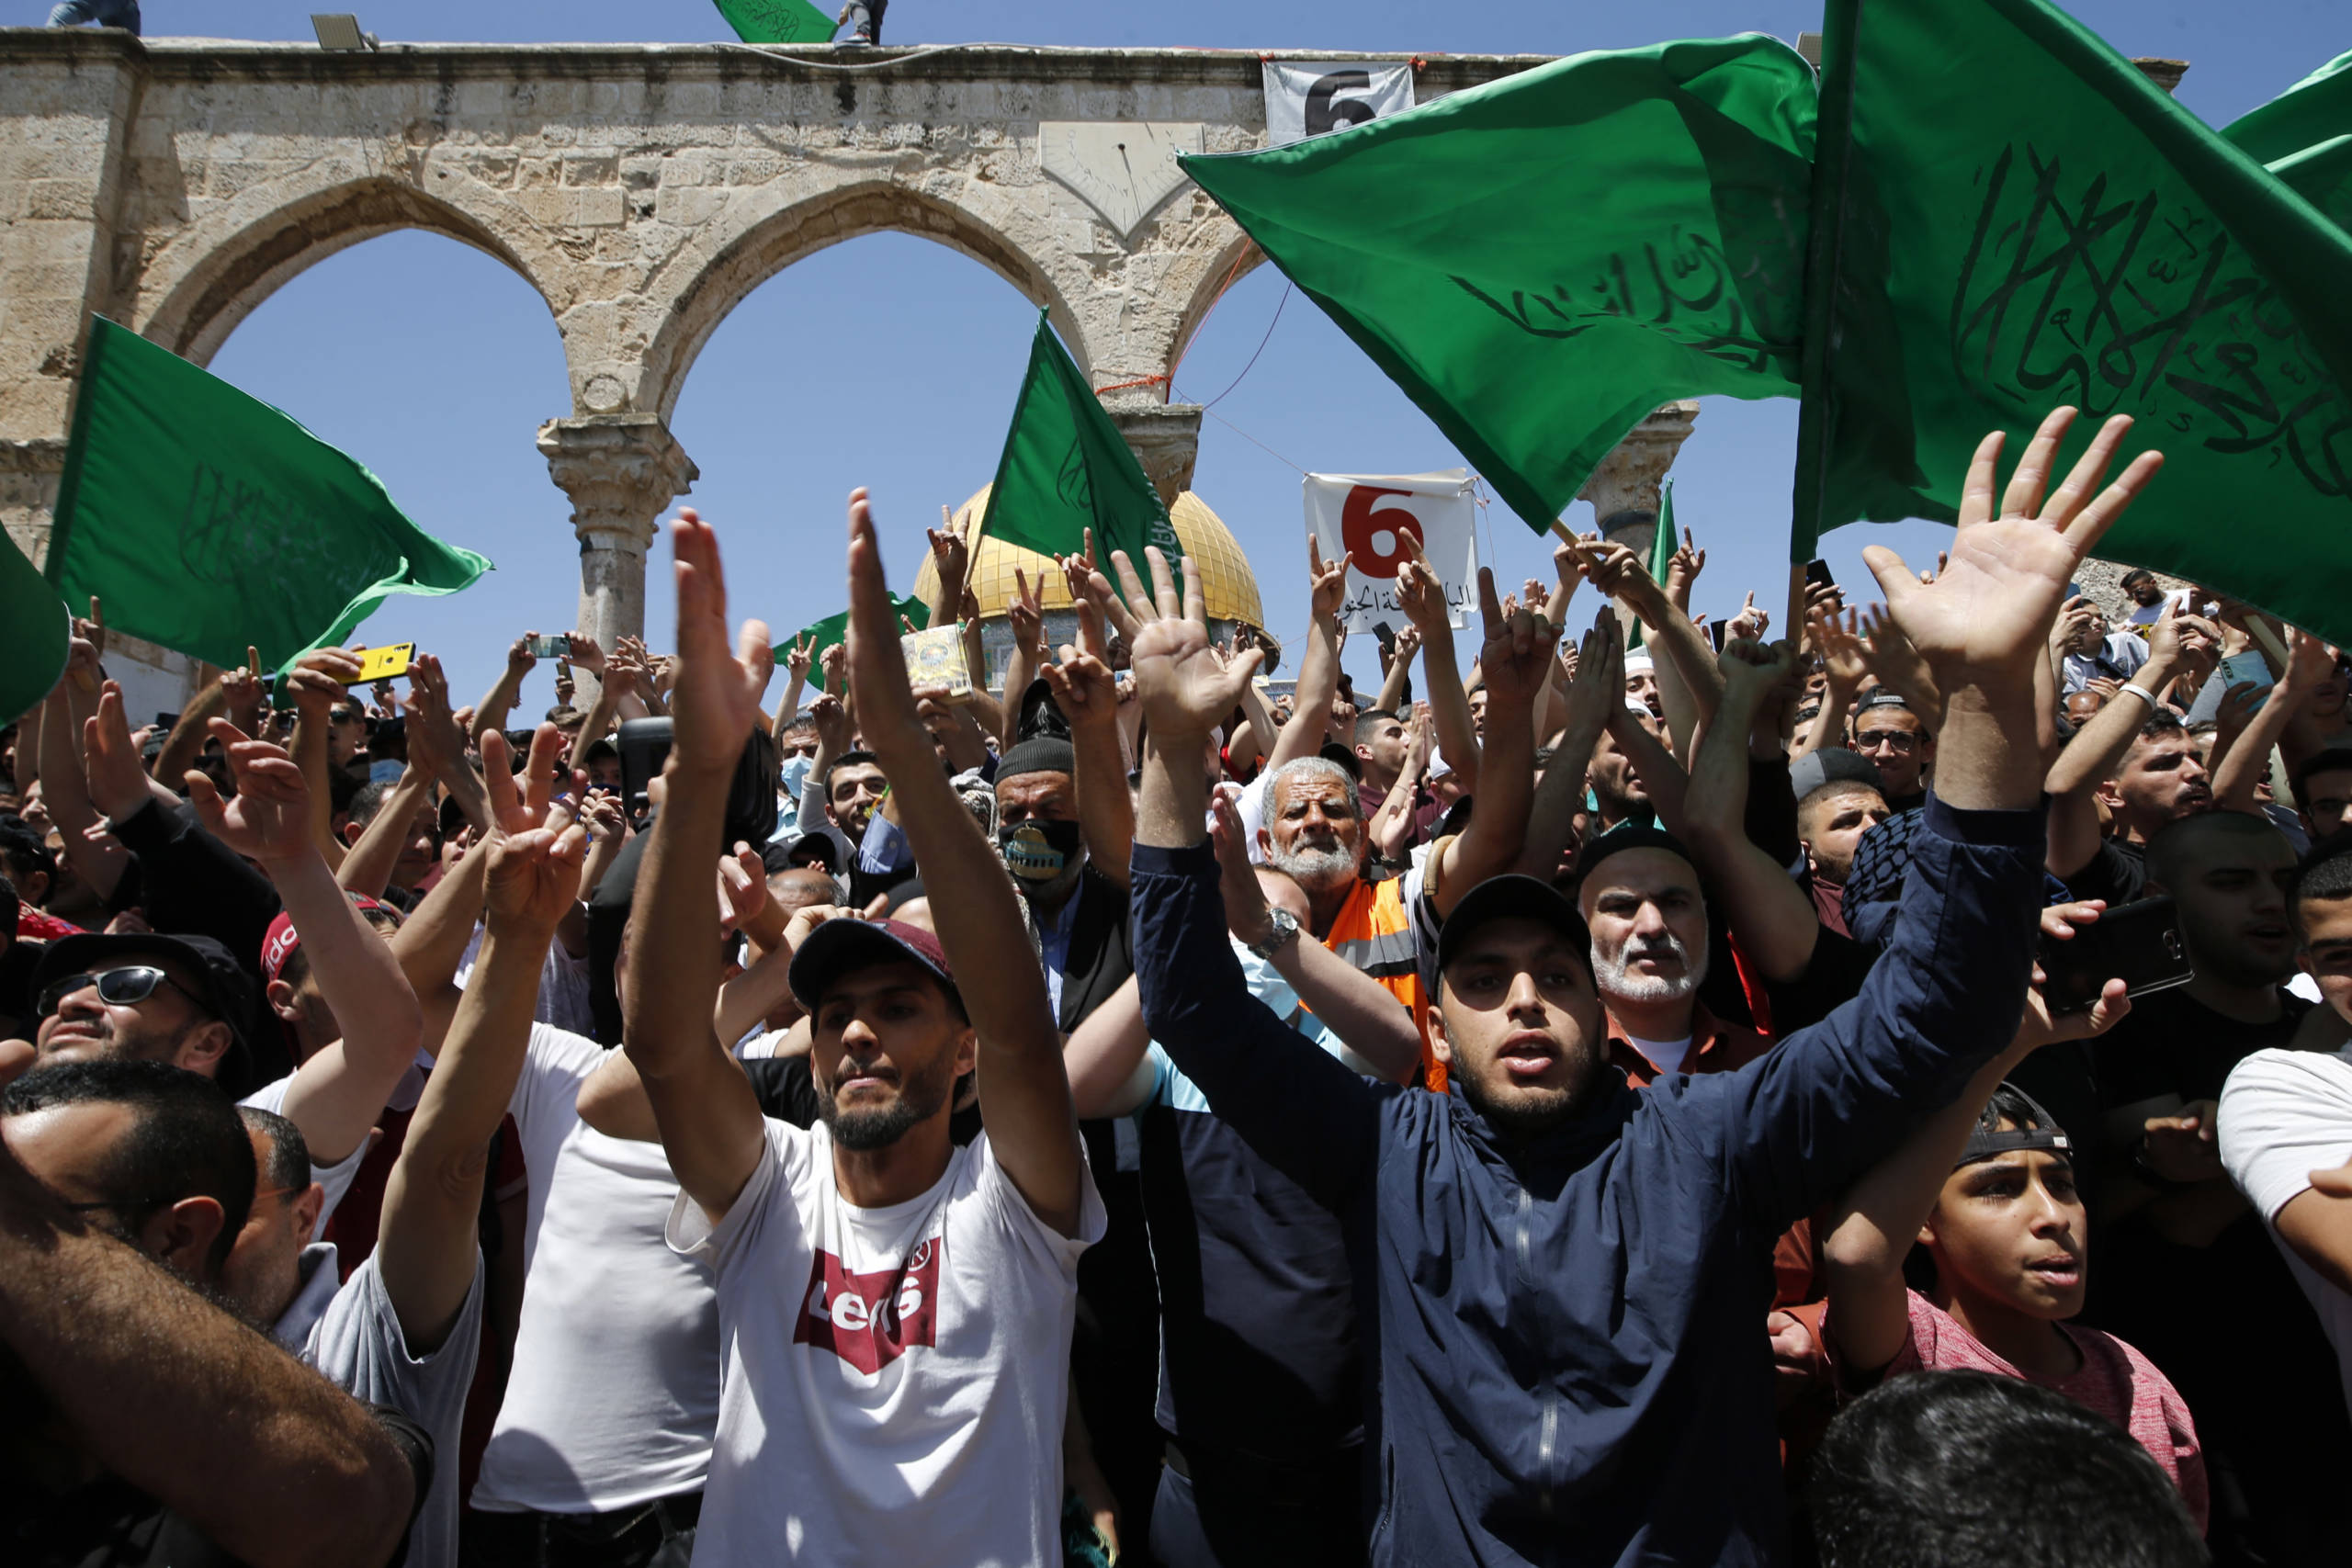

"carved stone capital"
[1109,403,1203,510]
[537,415,697,553]
[1577,400,1701,560]
[537,415,696,653]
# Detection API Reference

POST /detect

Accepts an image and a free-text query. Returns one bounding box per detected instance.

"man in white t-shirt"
[2221,840,2352,1424]
[628,501,1102,1564]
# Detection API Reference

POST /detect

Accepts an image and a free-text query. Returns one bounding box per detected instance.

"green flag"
[1629,479,1679,651]
[49,319,492,673]
[1180,36,1817,537]
[978,311,1182,570]
[789,592,927,696]
[2223,50,2352,235]
[1795,0,2352,651]
[0,536,70,726]
[711,0,836,44]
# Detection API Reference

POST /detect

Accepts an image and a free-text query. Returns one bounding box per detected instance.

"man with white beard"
[1571,827,1773,1086]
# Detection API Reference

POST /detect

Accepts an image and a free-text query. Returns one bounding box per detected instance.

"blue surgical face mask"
[779,753,814,799]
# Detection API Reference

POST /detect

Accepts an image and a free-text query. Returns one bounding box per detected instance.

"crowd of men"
[7,404,2352,1568]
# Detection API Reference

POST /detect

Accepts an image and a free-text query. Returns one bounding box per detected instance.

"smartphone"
[1804,558,1837,592]
[1373,621,1397,662]
[349,643,414,683]
[617,716,673,829]
[1709,620,1729,653]
[526,634,572,660]
[2185,649,2274,725]
[2037,895,2195,1014]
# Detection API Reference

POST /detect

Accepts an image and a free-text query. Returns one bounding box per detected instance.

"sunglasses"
[38,965,206,1021]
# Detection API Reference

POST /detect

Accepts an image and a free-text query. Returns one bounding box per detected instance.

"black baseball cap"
[30,931,257,1093]
[1430,874,1593,989]
[787,919,959,1013]
[1317,740,1363,783]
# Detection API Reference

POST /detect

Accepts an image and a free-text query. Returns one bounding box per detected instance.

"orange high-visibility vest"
[1323,874,1442,1091]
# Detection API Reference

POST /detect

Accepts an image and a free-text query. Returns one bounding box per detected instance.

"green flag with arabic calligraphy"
[2223,49,2352,236]
[787,592,927,696]
[978,311,1182,571]
[1181,36,1818,537]
[711,0,836,44]
[48,318,492,673]
[1793,0,2352,652]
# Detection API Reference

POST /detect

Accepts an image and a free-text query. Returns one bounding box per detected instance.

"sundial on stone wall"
[1039,121,1205,242]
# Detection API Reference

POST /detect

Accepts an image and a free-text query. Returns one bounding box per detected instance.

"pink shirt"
[1886,1291,2208,1532]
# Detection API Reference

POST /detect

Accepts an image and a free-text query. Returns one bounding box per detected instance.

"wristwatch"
[1249,908,1303,961]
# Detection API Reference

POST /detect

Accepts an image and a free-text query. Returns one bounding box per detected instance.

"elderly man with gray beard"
[1570,827,1775,1087]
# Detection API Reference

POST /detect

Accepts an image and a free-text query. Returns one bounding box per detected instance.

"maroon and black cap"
[787,919,958,1013]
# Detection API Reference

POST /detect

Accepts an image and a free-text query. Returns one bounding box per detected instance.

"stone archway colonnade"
[0,30,1594,693]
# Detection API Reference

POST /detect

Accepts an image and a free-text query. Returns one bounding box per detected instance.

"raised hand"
[401,653,465,780]
[818,641,847,699]
[481,725,570,840]
[844,489,935,763]
[717,840,767,932]
[567,633,607,678]
[1107,547,1263,741]
[784,633,815,680]
[1007,567,1046,652]
[1393,532,1453,634]
[1042,645,1119,731]
[1726,591,1769,643]
[1859,605,1945,729]
[287,648,361,723]
[1306,537,1354,626]
[1561,607,1624,735]
[1472,567,1560,715]
[483,810,589,933]
[1810,605,1869,688]
[1665,526,1706,606]
[1208,790,1273,947]
[82,682,158,823]
[1391,622,1423,670]
[1577,538,1668,623]
[185,719,311,863]
[218,646,268,733]
[808,693,854,754]
[667,508,773,775]
[1863,407,2162,693]
[506,634,539,678]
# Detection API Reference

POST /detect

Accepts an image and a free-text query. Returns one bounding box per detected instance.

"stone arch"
[137,175,560,369]
[637,179,1091,424]
[1159,223,1268,397]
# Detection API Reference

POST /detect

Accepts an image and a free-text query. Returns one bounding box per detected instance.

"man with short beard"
[623,498,1101,1563]
[1126,407,2164,1564]
[1573,829,1772,1084]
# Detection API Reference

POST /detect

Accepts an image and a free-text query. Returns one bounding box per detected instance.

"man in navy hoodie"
[1116,407,2165,1566]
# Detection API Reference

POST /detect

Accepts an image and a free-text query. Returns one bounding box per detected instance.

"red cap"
[260,894,398,987]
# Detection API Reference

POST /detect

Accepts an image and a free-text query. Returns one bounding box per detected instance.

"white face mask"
[778,753,814,799]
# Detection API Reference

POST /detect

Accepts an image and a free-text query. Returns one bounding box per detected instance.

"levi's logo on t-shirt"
[793,1235,944,1374]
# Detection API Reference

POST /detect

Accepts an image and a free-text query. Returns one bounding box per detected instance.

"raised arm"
[379,748,584,1354]
[1396,532,1480,790]
[186,719,426,1168]
[848,490,1088,1234]
[335,764,432,903]
[1580,537,1724,758]
[2042,607,2191,879]
[1113,546,1384,1209]
[1373,622,1420,716]
[1681,638,1825,984]
[2213,626,2331,814]
[1266,539,1351,774]
[924,515,970,630]
[620,512,775,1224]
[284,649,360,871]
[43,641,132,904]
[0,1064,418,1568]
[471,635,537,745]
[1043,636,1136,892]
[1822,907,2127,1375]
[1716,407,2165,1228]
[1422,567,1555,918]
[1517,614,1621,879]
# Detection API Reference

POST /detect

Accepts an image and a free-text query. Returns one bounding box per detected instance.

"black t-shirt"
[2059,836,2149,909]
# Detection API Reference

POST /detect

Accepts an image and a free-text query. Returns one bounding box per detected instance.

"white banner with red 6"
[1302,468,1478,634]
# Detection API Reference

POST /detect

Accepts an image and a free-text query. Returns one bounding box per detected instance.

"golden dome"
[912,486,1265,631]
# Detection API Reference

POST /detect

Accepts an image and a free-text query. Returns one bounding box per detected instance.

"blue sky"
[184,0,2342,707]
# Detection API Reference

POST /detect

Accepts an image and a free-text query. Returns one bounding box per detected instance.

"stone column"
[537,415,697,681]
[1577,400,1701,560]
[1109,403,1204,509]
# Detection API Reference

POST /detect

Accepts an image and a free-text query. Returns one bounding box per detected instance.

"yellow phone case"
[352,643,415,683]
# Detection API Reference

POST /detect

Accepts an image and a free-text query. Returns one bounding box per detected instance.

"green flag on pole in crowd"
[1793,0,2352,650]
[1629,479,1679,651]
[978,310,1182,570]
[0,536,70,726]
[48,318,492,674]
[1180,36,1818,538]
[710,0,836,44]
[2223,49,2352,236]
[790,593,927,695]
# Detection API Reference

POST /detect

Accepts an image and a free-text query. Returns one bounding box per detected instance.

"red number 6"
[1341,487,1421,580]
